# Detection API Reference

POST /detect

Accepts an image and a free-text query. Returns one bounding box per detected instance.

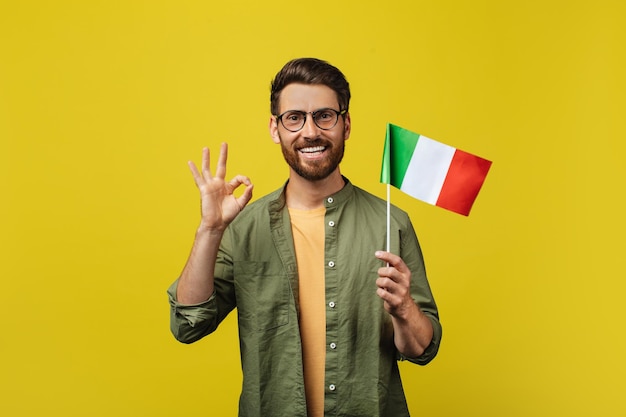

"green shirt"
[168,179,442,416]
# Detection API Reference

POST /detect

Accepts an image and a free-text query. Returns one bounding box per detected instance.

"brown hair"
[270,58,351,116]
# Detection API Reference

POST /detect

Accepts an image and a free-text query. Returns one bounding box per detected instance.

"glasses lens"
[313,109,339,130]
[280,111,306,132]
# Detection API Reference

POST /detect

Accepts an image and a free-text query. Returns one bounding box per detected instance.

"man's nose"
[301,114,321,138]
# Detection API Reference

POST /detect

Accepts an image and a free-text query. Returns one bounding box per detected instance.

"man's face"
[270,83,351,182]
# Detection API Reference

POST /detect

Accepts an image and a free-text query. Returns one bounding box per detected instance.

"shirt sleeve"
[399,315,443,365]
[167,227,237,344]
[167,280,220,344]
[398,214,443,366]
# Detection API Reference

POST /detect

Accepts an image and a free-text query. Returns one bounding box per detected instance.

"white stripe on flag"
[400,135,456,204]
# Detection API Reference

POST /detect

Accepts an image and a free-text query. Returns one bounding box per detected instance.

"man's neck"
[285,170,345,210]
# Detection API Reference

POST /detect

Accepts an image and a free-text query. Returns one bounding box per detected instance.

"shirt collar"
[269,176,354,212]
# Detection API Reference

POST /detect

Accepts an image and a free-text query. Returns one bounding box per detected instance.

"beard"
[278,134,346,181]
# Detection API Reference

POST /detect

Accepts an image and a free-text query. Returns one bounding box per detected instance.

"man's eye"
[285,113,303,122]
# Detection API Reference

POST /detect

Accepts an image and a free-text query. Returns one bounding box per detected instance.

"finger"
[226,175,252,192]
[376,276,391,290]
[215,142,228,179]
[228,175,254,208]
[236,183,254,210]
[201,147,212,179]
[376,277,405,308]
[376,285,400,308]
[237,185,252,211]
[188,161,203,186]
[375,251,409,273]
[376,275,401,291]
[376,286,390,301]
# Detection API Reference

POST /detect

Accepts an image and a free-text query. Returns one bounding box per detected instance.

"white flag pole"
[386,184,390,252]
[384,122,391,265]
[386,183,391,266]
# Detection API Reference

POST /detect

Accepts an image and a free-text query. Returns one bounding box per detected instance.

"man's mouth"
[298,146,326,154]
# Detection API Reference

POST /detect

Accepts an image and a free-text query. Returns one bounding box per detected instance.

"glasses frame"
[275,108,348,132]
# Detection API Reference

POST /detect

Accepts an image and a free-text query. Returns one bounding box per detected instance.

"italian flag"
[380,123,492,216]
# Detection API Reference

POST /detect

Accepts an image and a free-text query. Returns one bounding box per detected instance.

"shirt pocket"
[233,260,290,332]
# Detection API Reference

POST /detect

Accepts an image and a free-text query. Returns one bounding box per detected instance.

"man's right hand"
[177,143,253,305]
[188,143,253,233]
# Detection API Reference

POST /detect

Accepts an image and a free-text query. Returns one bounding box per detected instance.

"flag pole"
[386,183,391,260]
[384,123,391,263]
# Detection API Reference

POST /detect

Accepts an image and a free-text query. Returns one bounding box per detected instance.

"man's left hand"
[375,250,418,320]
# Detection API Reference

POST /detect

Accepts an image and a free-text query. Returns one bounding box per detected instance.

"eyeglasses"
[275,108,347,132]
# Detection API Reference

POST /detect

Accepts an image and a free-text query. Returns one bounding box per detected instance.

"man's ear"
[343,112,351,140]
[269,116,281,144]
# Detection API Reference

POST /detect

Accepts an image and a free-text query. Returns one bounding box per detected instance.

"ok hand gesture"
[188,143,253,233]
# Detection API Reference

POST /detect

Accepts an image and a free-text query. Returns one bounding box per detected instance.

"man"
[168,58,442,416]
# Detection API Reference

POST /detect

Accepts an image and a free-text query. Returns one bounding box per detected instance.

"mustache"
[294,138,332,149]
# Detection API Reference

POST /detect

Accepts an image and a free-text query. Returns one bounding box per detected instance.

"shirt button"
[330,342,337,349]
[329,384,336,391]
[328,301,336,308]
[328,261,335,268]
[327,197,334,204]
[328,220,335,227]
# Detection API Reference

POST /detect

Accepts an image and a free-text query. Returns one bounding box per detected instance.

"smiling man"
[168,58,442,417]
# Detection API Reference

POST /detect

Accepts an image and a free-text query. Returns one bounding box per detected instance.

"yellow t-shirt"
[289,207,326,417]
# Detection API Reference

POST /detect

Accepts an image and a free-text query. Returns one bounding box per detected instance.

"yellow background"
[2,1,625,415]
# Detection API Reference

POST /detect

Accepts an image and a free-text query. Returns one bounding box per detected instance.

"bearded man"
[168,58,442,417]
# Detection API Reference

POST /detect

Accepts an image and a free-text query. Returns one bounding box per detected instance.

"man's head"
[269,58,352,183]
[270,58,351,117]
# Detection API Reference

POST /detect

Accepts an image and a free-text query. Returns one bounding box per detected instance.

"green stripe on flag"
[380,123,420,187]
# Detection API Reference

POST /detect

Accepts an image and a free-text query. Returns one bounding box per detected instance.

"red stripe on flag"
[436,149,492,216]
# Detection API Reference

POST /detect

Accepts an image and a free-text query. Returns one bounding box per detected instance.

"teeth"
[299,146,325,153]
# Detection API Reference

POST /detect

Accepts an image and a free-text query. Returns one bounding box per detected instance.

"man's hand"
[188,143,253,233]
[177,143,253,305]
[375,251,416,319]
[375,251,433,358]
